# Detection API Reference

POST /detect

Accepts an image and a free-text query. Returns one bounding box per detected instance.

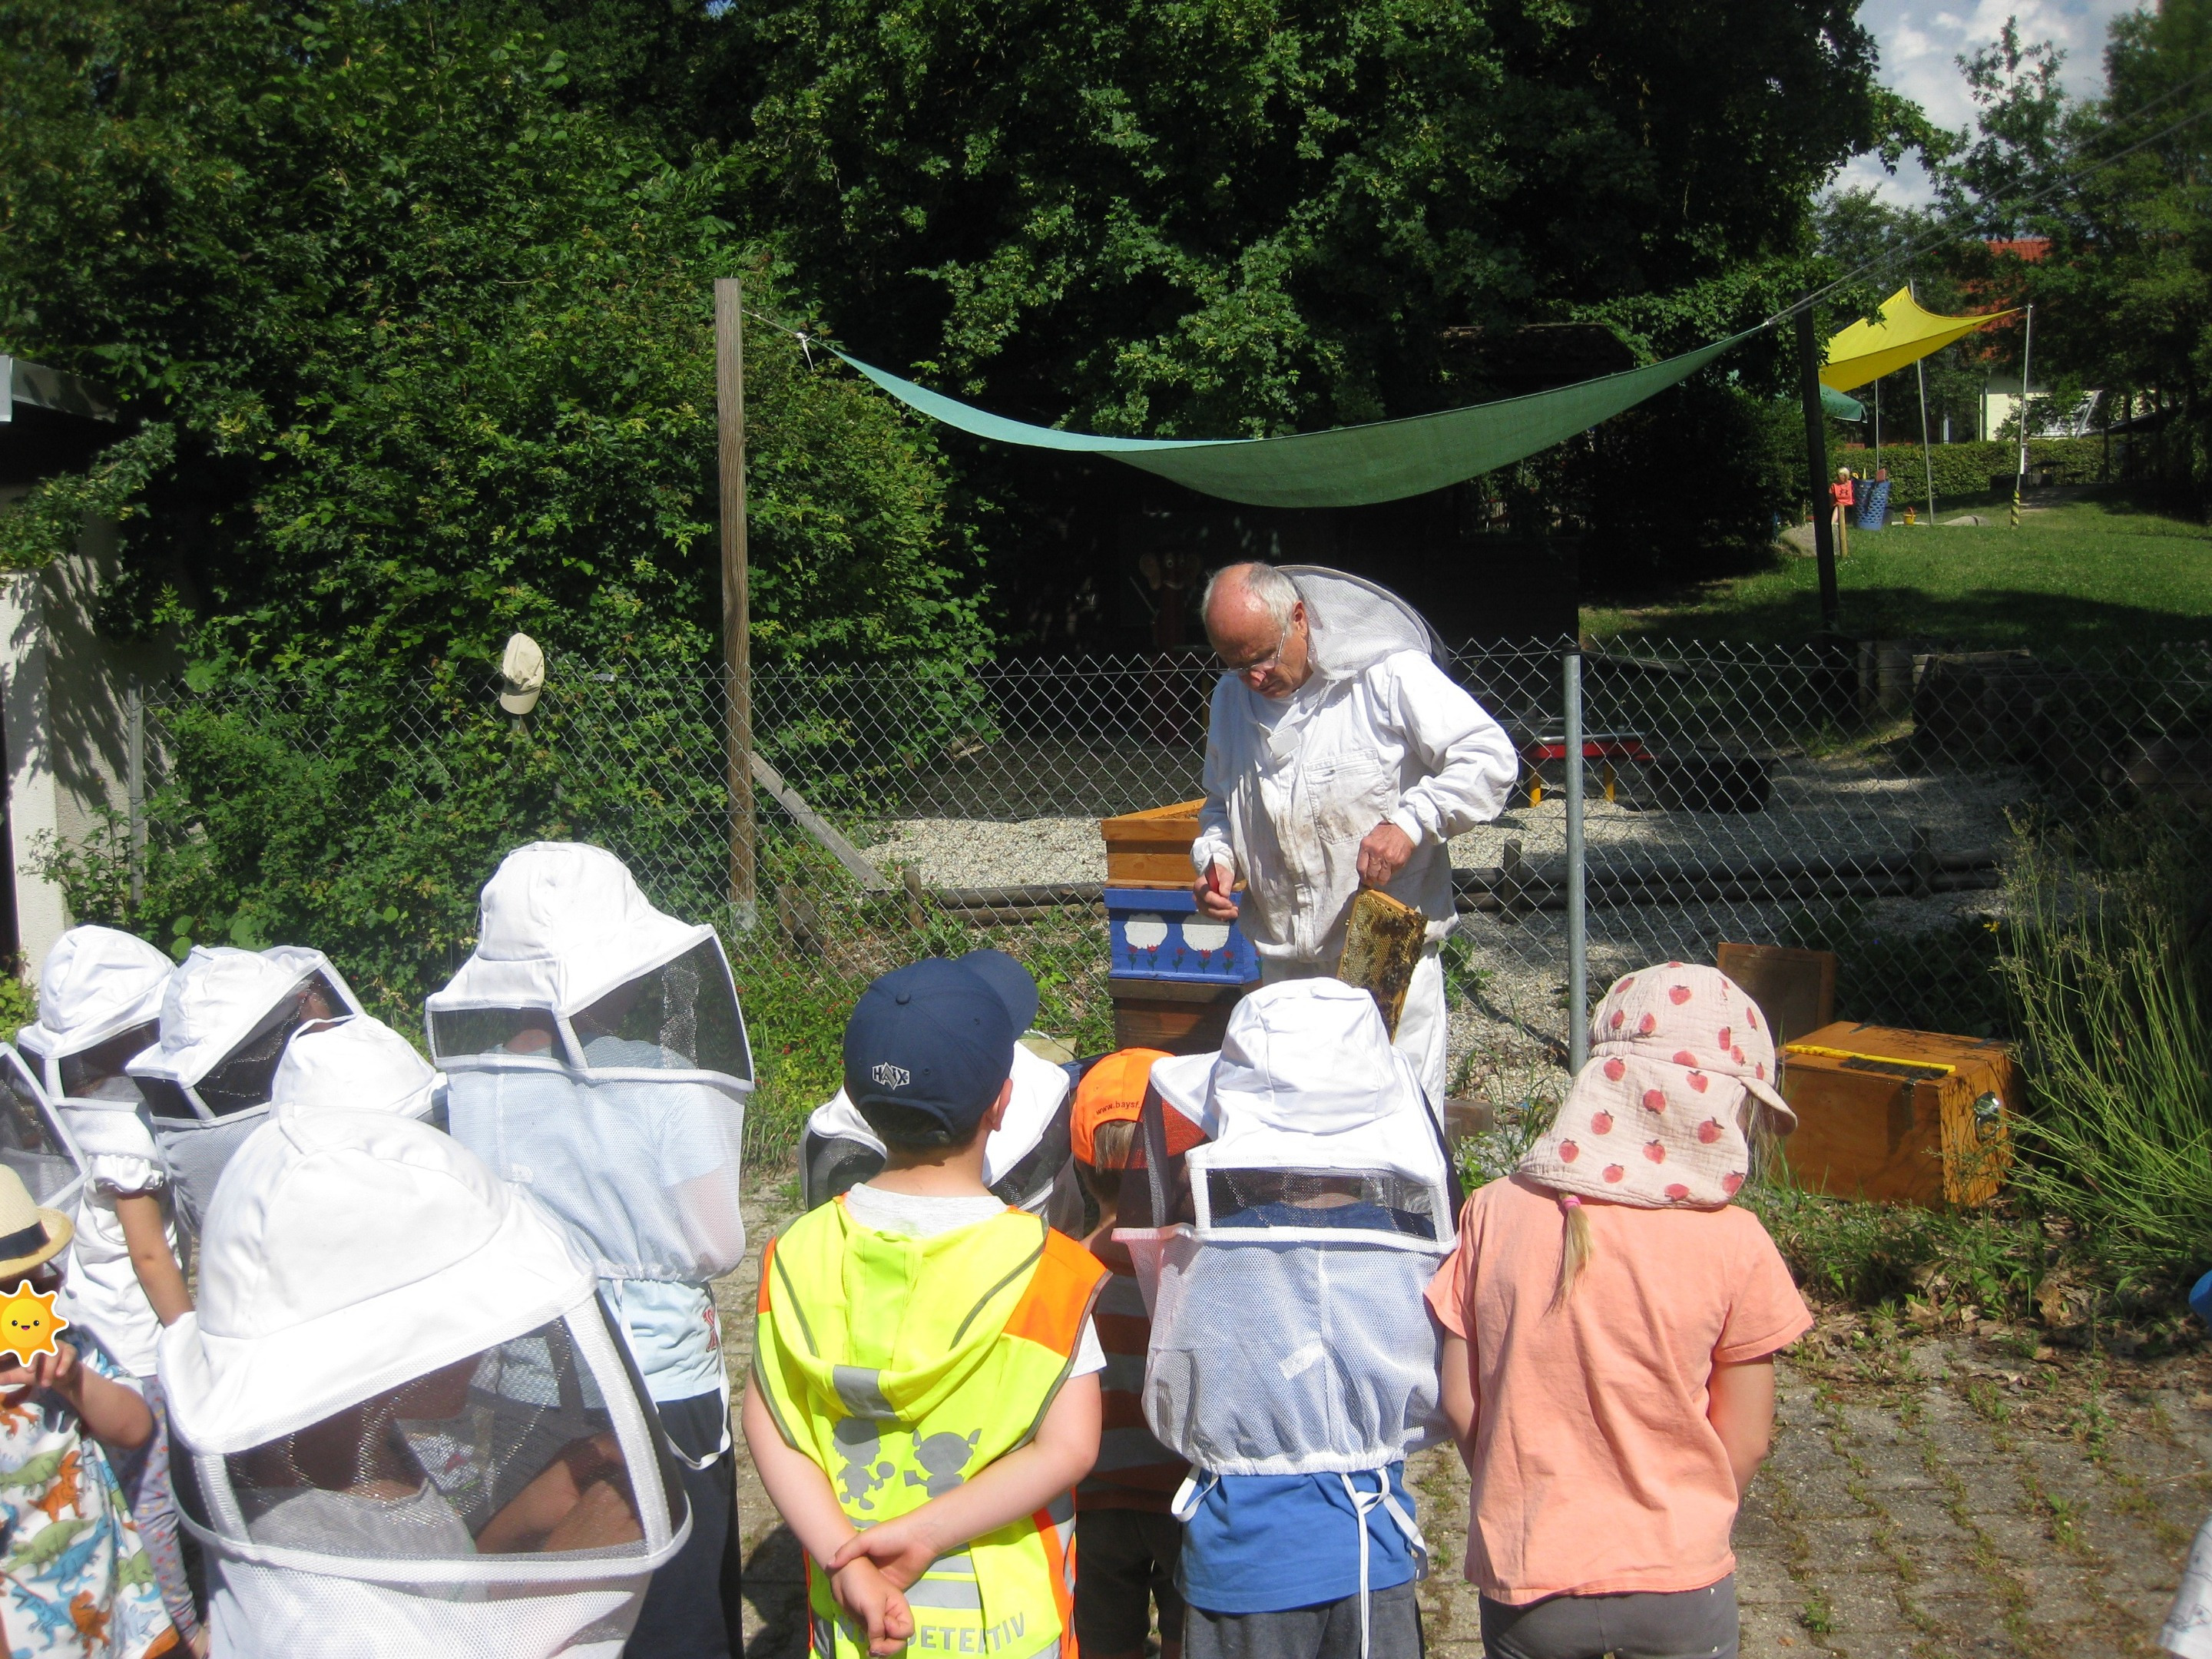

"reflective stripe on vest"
[757,1201,1106,1659]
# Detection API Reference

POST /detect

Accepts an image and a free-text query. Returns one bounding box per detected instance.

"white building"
[1980,375,2103,441]
[0,357,174,972]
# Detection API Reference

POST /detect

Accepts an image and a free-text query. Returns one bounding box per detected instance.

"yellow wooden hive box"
[1780,1022,2015,1208]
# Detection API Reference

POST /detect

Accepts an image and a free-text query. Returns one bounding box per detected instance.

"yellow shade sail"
[1820,287,2013,392]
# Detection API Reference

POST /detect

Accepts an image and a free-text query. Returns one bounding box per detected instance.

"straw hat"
[0,1167,72,1280]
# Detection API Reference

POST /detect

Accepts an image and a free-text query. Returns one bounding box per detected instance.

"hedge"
[1827,436,2117,502]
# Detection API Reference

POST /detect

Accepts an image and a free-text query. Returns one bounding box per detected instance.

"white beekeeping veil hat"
[426,842,752,1281]
[127,945,365,1235]
[159,1109,688,1659]
[273,1015,445,1125]
[17,925,174,1095]
[430,841,711,1016]
[0,1046,87,1217]
[1117,979,1451,1482]
[1280,566,1445,680]
[1140,979,1455,1248]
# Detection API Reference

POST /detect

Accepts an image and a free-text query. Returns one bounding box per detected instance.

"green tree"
[0,0,986,684]
[0,0,991,1015]
[738,0,1914,434]
[720,0,1930,618]
[1931,3,2212,501]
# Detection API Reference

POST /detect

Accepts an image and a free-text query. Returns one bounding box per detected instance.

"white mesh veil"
[1280,566,1445,680]
[427,845,752,1282]
[0,1047,86,1216]
[1114,981,1452,1479]
[160,1111,689,1659]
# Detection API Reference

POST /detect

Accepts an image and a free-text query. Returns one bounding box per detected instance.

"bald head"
[1202,562,1312,697]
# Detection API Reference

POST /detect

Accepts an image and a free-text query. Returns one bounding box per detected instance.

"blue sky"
[1841,0,2138,201]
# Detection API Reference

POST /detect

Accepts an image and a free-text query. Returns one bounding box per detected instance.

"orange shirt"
[1830,480,1856,507]
[1424,1175,1811,1604]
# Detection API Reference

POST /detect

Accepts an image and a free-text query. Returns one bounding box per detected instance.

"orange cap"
[1071,1048,1171,1166]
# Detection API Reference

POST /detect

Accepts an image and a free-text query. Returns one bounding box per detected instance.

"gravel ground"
[718,1183,2206,1659]
[860,757,2025,889]
[858,754,2022,1108]
[863,816,1110,887]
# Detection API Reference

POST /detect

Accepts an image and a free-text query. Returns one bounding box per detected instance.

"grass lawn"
[1583,489,2212,649]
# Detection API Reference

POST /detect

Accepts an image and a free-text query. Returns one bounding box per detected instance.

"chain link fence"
[111,637,2212,1162]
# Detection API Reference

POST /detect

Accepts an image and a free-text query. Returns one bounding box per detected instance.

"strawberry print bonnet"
[1518,962,1796,1208]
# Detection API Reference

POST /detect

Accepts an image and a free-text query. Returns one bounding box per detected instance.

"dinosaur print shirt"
[0,1338,174,1658]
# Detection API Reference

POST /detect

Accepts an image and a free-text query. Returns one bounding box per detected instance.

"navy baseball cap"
[955,949,1040,1035]
[843,958,1018,1144]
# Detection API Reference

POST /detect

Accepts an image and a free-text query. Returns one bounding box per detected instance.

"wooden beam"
[749,753,892,892]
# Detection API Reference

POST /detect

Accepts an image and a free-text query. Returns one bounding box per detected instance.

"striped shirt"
[1077,1262,1188,1512]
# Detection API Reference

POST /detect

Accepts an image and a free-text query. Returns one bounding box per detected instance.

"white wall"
[0,503,172,974]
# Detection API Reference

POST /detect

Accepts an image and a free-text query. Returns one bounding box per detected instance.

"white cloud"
[1848,0,2137,202]
[1890,25,1939,60]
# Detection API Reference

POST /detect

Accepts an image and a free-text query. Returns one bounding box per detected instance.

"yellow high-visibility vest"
[754,1199,1106,1659]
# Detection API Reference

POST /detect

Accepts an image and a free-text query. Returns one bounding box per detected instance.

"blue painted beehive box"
[1105,886,1261,985]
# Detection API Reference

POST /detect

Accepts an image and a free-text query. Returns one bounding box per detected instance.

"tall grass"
[1998,828,2212,1283]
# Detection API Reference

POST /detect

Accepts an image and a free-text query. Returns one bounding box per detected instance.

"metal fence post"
[125,676,144,914]
[1564,647,1588,1072]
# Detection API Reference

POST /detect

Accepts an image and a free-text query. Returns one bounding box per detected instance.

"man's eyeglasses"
[1215,636,1287,677]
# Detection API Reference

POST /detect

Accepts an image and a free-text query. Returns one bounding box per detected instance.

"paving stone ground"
[715,1188,2212,1657]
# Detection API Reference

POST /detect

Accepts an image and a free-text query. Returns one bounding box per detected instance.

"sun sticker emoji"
[0,1280,66,1365]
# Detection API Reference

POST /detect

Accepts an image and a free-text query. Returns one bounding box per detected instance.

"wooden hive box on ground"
[1101,799,1205,889]
[1780,1022,2015,1208]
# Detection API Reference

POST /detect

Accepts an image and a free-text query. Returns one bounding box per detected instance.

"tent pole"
[1917,358,1936,525]
[2013,305,2032,530]
[1796,308,1841,634]
[1909,279,1938,527]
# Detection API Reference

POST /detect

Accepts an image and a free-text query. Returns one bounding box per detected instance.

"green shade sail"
[835,328,1757,508]
[1822,384,1866,421]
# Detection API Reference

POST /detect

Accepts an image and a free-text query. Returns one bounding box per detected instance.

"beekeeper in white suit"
[1191,562,1518,1103]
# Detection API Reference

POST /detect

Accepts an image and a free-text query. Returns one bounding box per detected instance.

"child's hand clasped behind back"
[829,1556,916,1656]
[825,1508,944,1589]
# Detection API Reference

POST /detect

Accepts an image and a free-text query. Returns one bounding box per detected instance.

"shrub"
[1827,435,2114,504]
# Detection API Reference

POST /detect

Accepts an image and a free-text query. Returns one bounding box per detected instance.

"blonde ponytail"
[1551,1194,1594,1310]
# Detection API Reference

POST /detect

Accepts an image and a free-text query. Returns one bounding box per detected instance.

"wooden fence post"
[715,278,757,930]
